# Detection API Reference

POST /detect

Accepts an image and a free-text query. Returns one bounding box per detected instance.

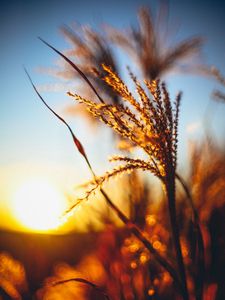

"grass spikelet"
[72,69,182,182]
[173,92,182,169]
[102,64,143,114]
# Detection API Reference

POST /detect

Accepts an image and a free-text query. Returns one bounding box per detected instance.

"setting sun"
[12,178,67,232]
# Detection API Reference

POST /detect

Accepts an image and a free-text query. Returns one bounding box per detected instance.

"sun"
[12,177,67,232]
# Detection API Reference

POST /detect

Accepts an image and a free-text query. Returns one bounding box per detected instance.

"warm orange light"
[12,178,66,232]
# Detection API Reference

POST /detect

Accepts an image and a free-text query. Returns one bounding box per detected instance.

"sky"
[1,0,225,232]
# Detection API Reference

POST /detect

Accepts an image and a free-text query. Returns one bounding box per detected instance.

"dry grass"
[1,4,225,300]
[106,6,203,80]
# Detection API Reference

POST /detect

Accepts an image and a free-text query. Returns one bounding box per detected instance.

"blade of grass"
[38,37,105,104]
[24,67,94,176]
[52,278,110,300]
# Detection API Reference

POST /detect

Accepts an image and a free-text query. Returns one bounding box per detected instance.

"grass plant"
[2,5,225,300]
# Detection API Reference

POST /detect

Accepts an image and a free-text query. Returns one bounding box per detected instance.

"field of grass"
[1,4,225,300]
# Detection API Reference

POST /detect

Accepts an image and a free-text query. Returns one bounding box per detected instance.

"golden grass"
[2,4,225,300]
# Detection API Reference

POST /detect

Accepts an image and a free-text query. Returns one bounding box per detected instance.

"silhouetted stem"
[165,173,188,300]
[175,173,197,222]
[176,173,205,300]
[52,278,110,300]
[27,40,186,297]
[38,37,105,104]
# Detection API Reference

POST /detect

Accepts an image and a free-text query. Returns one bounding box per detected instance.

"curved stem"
[52,278,110,300]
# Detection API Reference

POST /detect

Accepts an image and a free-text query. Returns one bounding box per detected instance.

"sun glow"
[12,178,67,232]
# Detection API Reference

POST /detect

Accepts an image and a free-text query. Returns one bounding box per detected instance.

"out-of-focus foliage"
[0,252,28,300]
[34,137,225,299]
[42,24,120,128]
[4,3,225,300]
[41,5,203,130]
[199,66,225,103]
[107,6,203,80]
[1,137,225,299]
[36,263,86,300]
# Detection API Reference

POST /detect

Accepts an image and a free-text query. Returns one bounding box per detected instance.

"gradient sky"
[1,0,225,232]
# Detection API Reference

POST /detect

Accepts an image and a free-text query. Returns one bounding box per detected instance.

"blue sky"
[1,0,225,231]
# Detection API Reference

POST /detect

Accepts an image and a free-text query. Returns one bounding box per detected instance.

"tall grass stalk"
[26,36,209,299]
[165,173,188,299]
[25,43,190,298]
[25,66,183,296]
